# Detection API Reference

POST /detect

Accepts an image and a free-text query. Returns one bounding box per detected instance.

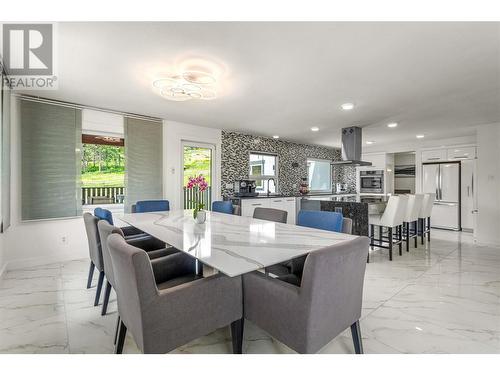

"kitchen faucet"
[266,178,276,196]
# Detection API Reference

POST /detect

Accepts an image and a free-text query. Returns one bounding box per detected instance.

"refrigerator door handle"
[438,166,443,200]
[435,166,440,200]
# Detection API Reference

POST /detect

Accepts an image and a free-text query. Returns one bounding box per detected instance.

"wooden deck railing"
[183,186,212,210]
[82,186,125,205]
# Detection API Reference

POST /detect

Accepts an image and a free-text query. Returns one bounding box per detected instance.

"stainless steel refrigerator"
[422,162,460,230]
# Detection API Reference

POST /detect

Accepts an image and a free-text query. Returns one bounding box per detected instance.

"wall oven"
[359,170,384,194]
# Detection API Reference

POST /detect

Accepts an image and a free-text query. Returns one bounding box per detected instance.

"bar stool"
[369,195,408,261]
[403,194,424,252]
[418,193,435,244]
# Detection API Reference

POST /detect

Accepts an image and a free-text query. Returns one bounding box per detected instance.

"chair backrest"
[107,233,158,349]
[419,193,435,218]
[297,210,343,233]
[253,207,287,223]
[83,213,104,272]
[97,220,125,288]
[379,195,408,228]
[404,194,424,222]
[300,236,369,349]
[94,207,113,225]
[212,200,233,214]
[342,217,353,234]
[135,200,170,213]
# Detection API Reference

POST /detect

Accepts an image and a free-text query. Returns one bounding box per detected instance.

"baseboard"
[6,253,88,271]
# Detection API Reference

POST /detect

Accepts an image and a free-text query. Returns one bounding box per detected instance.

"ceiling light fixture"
[311,126,319,132]
[416,134,425,139]
[272,135,280,139]
[341,103,355,111]
[366,141,375,145]
[153,70,217,101]
[387,123,398,128]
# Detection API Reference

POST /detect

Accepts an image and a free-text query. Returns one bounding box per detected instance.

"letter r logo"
[2,24,53,75]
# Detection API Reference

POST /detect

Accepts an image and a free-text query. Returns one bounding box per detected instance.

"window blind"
[21,100,82,220]
[124,117,163,213]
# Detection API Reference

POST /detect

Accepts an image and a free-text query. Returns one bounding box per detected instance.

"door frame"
[181,141,216,209]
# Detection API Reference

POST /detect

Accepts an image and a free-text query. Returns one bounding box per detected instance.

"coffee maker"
[233,180,258,197]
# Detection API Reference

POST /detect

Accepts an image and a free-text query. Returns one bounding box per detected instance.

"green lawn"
[81,171,124,187]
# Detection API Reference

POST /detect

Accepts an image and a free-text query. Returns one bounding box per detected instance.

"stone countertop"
[227,192,357,200]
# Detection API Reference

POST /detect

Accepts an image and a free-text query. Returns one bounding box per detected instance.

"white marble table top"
[120,210,358,277]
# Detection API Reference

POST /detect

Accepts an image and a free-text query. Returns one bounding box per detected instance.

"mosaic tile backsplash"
[221,131,357,197]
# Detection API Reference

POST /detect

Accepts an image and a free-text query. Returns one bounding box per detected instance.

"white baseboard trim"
[6,253,88,271]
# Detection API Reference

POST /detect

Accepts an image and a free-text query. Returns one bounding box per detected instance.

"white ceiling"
[24,22,500,148]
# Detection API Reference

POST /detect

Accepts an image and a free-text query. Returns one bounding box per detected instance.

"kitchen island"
[300,196,387,236]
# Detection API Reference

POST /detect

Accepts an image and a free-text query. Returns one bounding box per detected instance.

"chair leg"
[388,227,393,261]
[101,281,112,316]
[350,320,364,354]
[114,316,121,345]
[405,223,410,252]
[413,221,418,248]
[114,320,127,354]
[420,218,425,245]
[86,262,95,289]
[378,226,383,246]
[427,218,431,242]
[230,318,244,354]
[94,271,105,306]
[398,225,403,256]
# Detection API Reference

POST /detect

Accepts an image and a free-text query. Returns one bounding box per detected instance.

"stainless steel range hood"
[331,126,372,167]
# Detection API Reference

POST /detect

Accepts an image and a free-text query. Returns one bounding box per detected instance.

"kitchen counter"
[226,192,357,200]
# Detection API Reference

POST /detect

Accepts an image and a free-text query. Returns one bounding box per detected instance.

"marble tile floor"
[0,230,499,354]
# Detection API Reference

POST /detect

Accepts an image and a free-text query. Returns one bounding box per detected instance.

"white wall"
[163,121,222,210]
[475,123,500,246]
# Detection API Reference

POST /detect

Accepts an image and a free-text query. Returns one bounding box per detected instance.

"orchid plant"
[186,174,208,219]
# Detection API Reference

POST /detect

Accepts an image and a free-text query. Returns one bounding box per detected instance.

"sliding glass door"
[182,142,214,210]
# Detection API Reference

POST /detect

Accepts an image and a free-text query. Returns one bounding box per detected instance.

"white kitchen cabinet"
[269,197,297,224]
[361,153,386,169]
[240,197,297,224]
[421,149,447,162]
[461,159,477,232]
[241,199,270,218]
[447,146,476,161]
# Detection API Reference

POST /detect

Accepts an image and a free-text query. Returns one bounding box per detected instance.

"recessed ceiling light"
[416,134,425,139]
[272,135,279,139]
[366,141,375,145]
[387,123,398,128]
[311,126,319,132]
[341,103,355,111]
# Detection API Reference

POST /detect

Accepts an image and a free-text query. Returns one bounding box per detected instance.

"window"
[249,152,277,193]
[307,158,332,192]
[81,135,125,206]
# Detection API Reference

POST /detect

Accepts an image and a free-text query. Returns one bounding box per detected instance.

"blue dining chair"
[94,207,114,225]
[297,210,344,233]
[94,207,146,238]
[135,200,170,213]
[270,210,345,285]
[212,201,233,214]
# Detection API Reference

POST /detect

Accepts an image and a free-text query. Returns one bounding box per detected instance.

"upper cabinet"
[361,152,389,169]
[447,146,476,161]
[422,146,476,162]
[421,149,447,162]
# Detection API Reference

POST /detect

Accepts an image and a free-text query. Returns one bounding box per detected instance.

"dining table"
[120,209,358,277]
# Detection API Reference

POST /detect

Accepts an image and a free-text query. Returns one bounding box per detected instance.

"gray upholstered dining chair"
[83,213,106,306]
[107,234,244,354]
[243,236,369,354]
[97,220,179,316]
[253,207,288,223]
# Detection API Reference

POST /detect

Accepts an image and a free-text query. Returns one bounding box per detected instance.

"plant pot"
[194,209,206,224]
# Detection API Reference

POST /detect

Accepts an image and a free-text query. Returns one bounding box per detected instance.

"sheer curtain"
[21,100,82,220]
[124,117,163,213]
